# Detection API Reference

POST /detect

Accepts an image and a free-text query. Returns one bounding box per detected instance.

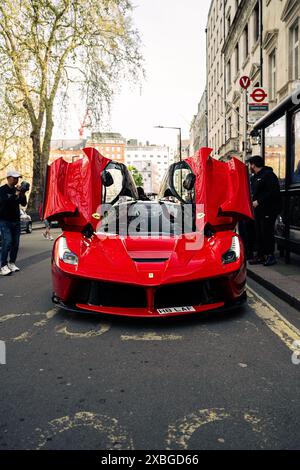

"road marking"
[247,286,300,353]
[34,412,134,450]
[121,332,182,341]
[166,408,229,449]
[166,408,266,450]
[46,309,58,319]
[55,322,111,338]
[12,331,33,342]
[0,312,42,323]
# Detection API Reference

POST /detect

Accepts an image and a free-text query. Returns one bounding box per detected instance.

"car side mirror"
[102,170,114,187]
[183,173,195,191]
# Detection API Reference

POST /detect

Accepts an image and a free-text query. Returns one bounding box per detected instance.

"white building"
[189,89,208,155]
[222,0,262,159]
[205,0,300,160]
[206,0,226,158]
[125,142,175,193]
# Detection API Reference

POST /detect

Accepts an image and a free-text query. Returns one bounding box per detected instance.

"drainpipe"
[260,0,263,86]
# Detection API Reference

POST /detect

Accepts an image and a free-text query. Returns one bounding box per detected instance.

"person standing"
[42,219,53,240]
[0,169,27,275]
[247,156,281,266]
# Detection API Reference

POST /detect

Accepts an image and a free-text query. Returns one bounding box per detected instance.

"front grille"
[70,279,147,308]
[154,278,224,309]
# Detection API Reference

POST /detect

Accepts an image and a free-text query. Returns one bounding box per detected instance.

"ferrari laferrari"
[43,147,253,318]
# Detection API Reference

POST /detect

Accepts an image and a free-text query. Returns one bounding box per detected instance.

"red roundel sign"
[250,88,268,103]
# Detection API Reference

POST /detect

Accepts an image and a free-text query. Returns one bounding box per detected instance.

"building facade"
[87,132,126,163]
[189,89,208,155]
[206,0,226,158]
[205,0,300,161]
[125,142,174,193]
[222,0,262,159]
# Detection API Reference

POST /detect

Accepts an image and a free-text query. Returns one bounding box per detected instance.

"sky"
[53,0,212,148]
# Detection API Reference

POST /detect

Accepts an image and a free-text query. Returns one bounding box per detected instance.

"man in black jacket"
[247,155,281,266]
[0,169,27,275]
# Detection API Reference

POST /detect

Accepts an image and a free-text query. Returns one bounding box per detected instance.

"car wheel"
[26,222,32,234]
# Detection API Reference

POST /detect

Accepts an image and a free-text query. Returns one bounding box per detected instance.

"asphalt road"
[0,228,300,450]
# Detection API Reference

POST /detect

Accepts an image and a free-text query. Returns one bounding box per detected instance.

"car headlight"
[58,237,78,265]
[222,235,240,264]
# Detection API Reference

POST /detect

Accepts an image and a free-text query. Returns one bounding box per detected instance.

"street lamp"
[154,125,182,163]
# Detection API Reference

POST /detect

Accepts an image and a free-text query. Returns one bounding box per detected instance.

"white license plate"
[157,306,196,315]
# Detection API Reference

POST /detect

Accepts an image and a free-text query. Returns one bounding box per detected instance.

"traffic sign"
[239,76,251,89]
[248,87,269,112]
[250,88,267,103]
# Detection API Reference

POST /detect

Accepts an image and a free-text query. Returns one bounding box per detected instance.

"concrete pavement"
[247,252,300,311]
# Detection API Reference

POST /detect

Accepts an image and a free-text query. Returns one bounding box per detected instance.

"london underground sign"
[248,87,269,112]
[250,88,267,103]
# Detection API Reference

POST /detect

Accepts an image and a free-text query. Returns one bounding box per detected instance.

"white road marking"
[247,286,300,353]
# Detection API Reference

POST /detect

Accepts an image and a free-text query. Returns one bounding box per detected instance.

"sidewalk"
[247,252,300,311]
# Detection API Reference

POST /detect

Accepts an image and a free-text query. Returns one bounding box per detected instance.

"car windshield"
[98,202,195,236]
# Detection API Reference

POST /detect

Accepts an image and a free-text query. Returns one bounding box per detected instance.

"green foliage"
[128,165,143,187]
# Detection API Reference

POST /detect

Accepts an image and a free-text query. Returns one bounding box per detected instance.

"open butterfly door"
[43,147,138,231]
[159,147,253,231]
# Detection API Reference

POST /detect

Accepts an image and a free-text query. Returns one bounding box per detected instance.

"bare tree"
[0,0,143,212]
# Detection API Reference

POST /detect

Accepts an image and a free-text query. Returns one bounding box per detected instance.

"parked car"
[0,208,32,246]
[20,208,32,233]
[43,147,253,318]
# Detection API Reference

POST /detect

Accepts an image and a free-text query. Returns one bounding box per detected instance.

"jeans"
[0,220,21,267]
[254,213,277,257]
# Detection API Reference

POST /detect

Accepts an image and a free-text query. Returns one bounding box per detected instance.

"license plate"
[157,306,196,315]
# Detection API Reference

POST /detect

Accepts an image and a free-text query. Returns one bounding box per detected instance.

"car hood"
[57,231,244,286]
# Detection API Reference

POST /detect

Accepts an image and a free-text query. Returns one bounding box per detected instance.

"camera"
[20,181,30,192]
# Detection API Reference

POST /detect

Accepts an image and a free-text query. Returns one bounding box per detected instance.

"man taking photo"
[0,169,28,275]
[247,155,281,267]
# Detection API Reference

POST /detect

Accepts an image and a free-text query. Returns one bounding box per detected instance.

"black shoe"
[263,255,277,266]
[248,257,265,265]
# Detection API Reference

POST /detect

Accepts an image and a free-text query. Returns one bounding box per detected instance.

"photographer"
[0,170,29,275]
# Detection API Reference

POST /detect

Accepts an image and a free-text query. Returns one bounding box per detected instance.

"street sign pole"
[239,76,251,163]
[243,88,248,163]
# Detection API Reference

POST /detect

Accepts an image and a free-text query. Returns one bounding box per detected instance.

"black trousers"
[255,212,277,257]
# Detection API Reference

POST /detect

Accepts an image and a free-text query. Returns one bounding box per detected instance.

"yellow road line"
[247,286,300,353]
[121,332,182,341]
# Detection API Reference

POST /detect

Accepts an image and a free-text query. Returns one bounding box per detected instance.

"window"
[235,42,239,74]
[227,15,231,35]
[228,116,232,139]
[292,110,300,184]
[236,107,240,135]
[290,20,299,80]
[265,115,286,188]
[269,49,276,100]
[227,59,231,86]
[253,2,259,43]
[244,24,249,59]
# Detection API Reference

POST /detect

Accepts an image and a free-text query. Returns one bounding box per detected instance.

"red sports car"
[43,147,253,318]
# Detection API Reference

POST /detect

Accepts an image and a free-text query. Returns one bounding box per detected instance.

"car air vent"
[133,258,169,263]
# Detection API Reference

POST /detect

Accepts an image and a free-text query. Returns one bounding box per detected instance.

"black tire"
[26,222,32,234]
